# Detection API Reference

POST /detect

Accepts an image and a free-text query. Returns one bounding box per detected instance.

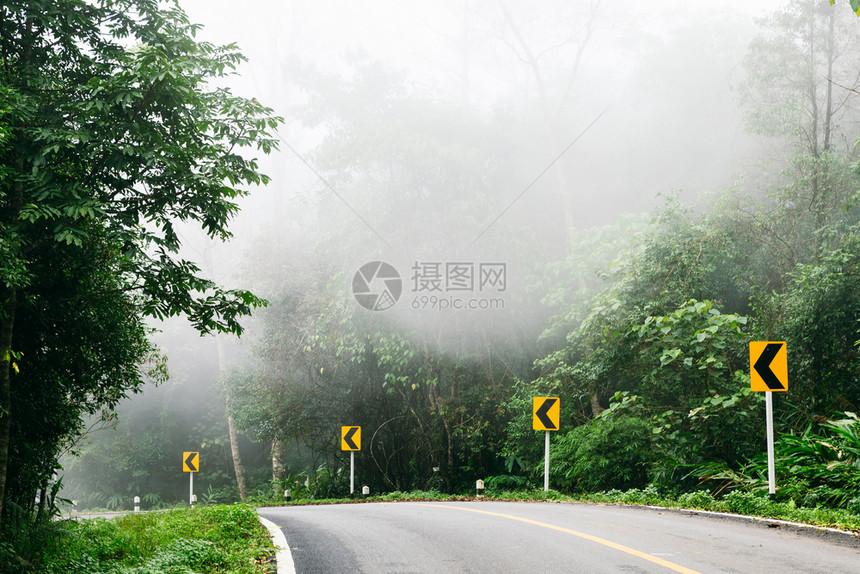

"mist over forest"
[39,0,860,510]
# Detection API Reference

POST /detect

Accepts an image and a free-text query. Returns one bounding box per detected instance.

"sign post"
[765,391,775,495]
[533,397,560,491]
[183,451,199,506]
[341,426,361,495]
[750,341,788,496]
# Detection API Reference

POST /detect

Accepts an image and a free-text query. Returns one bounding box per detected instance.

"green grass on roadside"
[39,504,274,574]
[577,486,860,533]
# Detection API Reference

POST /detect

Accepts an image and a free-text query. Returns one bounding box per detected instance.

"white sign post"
[765,391,776,495]
[543,430,550,492]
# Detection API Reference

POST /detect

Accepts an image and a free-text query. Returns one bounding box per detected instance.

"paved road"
[259,500,860,573]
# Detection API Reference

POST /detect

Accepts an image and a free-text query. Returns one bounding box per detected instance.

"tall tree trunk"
[441,414,454,492]
[227,414,248,501]
[0,289,16,530]
[271,438,284,497]
[203,234,249,504]
[0,161,23,529]
[36,485,47,522]
[807,16,819,157]
[822,7,835,154]
[589,389,603,418]
[498,0,600,250]
[216,335,247,502]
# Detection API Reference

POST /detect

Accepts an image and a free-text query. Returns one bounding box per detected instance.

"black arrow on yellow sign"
[753,342,786,391]
[343,427,359,450]
[183,451,199,472]
[535,398,559,430]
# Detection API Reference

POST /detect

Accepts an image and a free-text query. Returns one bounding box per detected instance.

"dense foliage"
[0,0,280,563]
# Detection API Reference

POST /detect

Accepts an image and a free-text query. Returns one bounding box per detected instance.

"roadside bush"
[551,414,653,492]
[124,539,227,574]
[722,491,773,516]
[678,490,717,508]
[484,473,532,492]
[698,412,860,512]
[39,504,272,574]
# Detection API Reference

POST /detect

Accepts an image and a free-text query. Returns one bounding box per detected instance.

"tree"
[743,0,860,157]
[0,0,280,530]
[490,0,604,242]
[5,234,163,524]
[755,226,860,420]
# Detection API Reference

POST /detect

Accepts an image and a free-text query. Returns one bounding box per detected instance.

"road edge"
[258,515,297,574]
[577,501,860,544]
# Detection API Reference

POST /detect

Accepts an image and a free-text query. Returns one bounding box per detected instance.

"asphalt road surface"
[258,500,860,574]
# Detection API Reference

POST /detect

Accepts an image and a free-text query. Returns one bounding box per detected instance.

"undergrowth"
[31,504,273,574]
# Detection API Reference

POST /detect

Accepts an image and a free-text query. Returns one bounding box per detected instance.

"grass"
[36,503,274,574]
[576,486,860,533]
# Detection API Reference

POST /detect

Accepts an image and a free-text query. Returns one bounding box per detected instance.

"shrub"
[678,490,717,509]
[39,504,271,574]
[551,414,653,492]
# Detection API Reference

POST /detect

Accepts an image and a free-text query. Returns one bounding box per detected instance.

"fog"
[131,2,794,393]
[162,0,787,339]
[157,0,794,391]
[62,0,812,505]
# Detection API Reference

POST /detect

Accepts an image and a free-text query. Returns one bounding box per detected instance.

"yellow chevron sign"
[750,341,788,392]
[341,426,361,451]
[183,451,199,472]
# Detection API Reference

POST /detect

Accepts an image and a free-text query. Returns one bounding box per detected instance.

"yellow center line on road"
[418,503,702,574]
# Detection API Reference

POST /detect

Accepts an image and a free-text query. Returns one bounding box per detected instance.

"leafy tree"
[734,1,860,291]
[0,0,280,531]
[5,235,163,523]
[226,278,357,477]
[713,155,860,296]
[526,197,752,423]
[755,225,860,421]
[743,0,860,157]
